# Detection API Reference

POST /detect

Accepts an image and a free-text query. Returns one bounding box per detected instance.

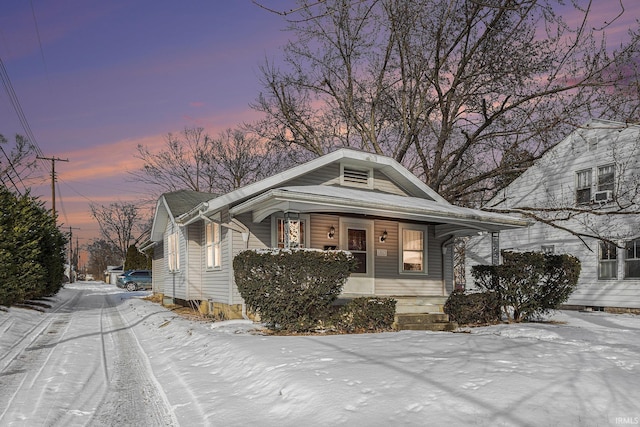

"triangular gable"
[150,190,215,241]
[178,148,448,225]
[487,118,640,209]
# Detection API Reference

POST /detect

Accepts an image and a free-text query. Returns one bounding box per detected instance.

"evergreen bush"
[124,244,151,270]
[471,251,581,322]
[0,187,66,306]
[443,290,501,325]
[332,297,397,333]
[233,249,356,332]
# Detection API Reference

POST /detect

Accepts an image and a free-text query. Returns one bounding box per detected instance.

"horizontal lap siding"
[151,241,164,293]
[310,214,340,249]
[229,213,271,305]
[471,123,640,308]
[311,216,445,297]
[161,222,187,300]
[187,222,203,301]
[374,223,444,296]
[373,170,409,195]
[287,164,340,186]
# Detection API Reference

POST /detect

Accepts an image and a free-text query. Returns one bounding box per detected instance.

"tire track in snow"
[89,294,178,426]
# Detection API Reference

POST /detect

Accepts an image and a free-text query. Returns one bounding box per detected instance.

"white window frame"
[597,164,615,193]
[168,231,180,272]
[205,222,221,270]
[399,223,428,274]
[598,241,617,280]
[625,239,640,279]
[575,169,592,205]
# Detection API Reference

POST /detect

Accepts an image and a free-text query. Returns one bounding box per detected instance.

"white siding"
[467,121,640,309]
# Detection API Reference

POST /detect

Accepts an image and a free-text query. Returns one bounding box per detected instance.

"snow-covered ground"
[2,282,640,426]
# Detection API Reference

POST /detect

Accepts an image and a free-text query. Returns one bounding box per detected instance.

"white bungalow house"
[466,119,640,312]
[147,148,527,323]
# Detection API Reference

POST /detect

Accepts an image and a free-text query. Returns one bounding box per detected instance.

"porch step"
[394,313,458,332]
[394,296,448,314]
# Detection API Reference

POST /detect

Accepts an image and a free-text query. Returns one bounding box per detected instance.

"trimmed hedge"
[332,297,397,333]
[233,249,357,332]
[443,290,501,325]
[471,251,581,322]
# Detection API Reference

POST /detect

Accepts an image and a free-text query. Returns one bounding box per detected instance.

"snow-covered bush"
[471,251,581,322]
[233,249,356,332]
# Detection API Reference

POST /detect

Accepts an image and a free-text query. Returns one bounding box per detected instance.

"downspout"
[441,235,456,295]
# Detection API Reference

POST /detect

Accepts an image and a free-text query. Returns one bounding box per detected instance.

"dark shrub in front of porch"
[444,290,501,325]
[233,249,357,332]
[332,297,397,333]
[471,251,581,322]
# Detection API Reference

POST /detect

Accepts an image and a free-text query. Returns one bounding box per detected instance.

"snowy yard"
[2,282,640,426]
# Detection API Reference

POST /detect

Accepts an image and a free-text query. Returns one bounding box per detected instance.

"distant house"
[147,149,526,319]
[105,265,124,285]
[466,119,640,311]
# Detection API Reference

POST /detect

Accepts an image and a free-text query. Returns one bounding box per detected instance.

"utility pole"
[36,156,69,219]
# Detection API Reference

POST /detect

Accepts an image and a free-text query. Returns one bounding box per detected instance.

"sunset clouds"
[1,0,639,262]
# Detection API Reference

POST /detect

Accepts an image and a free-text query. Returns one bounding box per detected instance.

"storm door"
[340,218,374,294]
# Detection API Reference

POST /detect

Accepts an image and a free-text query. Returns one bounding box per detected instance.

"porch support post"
[284,211,301,249]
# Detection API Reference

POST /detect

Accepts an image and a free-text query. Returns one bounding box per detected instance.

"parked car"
[116,270,152,291]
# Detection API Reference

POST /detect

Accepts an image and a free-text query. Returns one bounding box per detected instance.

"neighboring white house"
[466,119,640,311]
[146,148,527,320]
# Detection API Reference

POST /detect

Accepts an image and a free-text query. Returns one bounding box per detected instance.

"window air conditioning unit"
[593,190,613,203]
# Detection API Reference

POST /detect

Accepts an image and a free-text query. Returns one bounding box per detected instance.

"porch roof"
[229,185,529,237]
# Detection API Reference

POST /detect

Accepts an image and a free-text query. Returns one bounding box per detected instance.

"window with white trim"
[168,232,180,272]
[400,224,427,273]
[625,239,640,279]
[597,164,615,192]
[205,222,221,269]
[598,241,617,280]
[576,169,592,205]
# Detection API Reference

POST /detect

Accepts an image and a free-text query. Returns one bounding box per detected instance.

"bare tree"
[209,128,286,193]
[130,126,288,196]
[90,202,148,261]
[0,134,40,193]
[130,127,217,194]
[251,0,640,206]
[86,239,122,278]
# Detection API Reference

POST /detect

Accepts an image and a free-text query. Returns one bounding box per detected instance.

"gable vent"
[342,167,371,187]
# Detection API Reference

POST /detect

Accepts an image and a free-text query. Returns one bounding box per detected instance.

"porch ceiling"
[229,185,529,236]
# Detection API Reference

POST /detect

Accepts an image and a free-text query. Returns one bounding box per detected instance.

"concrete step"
[397,322,459,332]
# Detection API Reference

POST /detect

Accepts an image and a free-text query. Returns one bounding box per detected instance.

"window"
[348,228,368,274]
[168,232,180,272]
[576,169,592,204]
[401,225,426,273]
[625,239,640,278]
[205,222,221,269]
[597,164,615,192]
[598,241,617,279]
[277,218,306,248]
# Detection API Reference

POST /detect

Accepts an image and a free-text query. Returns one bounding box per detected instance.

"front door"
[340,218,374,294]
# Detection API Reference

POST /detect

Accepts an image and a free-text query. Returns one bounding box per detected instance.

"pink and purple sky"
[1,1,639,266]
[1,0,294,264]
